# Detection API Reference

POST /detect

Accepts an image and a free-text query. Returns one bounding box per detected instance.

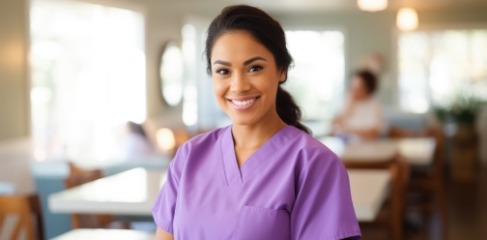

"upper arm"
[291,151,361,239]
[156,227,174,240]
[152,144,187,234]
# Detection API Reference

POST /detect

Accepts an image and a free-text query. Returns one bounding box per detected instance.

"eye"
[248,65,263,73]
[215,68,230,75]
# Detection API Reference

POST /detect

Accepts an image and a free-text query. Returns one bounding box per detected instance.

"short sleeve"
[291,150,361,240]
[152,145,186,233]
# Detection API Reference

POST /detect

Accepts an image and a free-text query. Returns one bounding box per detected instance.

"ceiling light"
[357,0,388,12]
[396,8,418,31]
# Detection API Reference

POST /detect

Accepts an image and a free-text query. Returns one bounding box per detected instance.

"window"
[398,29,487,113]
[30,0,145,162]
[285,30,346,121]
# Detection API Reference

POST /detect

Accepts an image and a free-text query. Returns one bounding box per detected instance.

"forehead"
[211,30,274,62]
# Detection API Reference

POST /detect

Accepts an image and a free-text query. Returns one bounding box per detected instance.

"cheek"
[212,79,226,98]
[260,79,280,99]
[359,87,368,97]
[351,86,362,96]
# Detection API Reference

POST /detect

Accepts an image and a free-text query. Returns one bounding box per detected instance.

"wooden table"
[319,136,436,240]
[52,229,155,240]
[397,137,436,165]
[49,168,166,215]
[320,137,436,167]
[48,168,391,222]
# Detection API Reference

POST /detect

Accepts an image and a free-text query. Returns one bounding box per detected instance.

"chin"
[227,114,259,127]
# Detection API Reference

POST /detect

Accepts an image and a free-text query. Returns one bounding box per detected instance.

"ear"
[279,70,287,82]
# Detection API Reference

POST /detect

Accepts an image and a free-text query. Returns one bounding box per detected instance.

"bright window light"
[398,29,487,113]
[30,0,146,162]
[285,30,346,120]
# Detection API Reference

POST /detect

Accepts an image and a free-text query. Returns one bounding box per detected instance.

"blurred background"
[1,0,487,239]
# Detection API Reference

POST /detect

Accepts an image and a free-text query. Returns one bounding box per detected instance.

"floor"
[361,166,487,240]
[447,167,487,240]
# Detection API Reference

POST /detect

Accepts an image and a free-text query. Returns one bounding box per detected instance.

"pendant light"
[396,8,418,31]
[357,0,388,12]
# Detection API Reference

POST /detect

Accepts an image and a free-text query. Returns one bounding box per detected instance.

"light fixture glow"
[397,8,418,31]
[156,128,176,153]
[357,0,388,12]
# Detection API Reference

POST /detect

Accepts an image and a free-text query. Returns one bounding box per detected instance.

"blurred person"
[152,5,360,240]
[331,69,383,140]
[120,121,154,159]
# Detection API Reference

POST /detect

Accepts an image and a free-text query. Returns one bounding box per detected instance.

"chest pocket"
[232,206,290,240]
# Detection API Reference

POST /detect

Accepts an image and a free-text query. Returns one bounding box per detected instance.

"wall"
[1,1,487,161]
[143,3,487,116]
[274,5,487,106]
[143,3,219,121]
[0,0,30,141]
[0,138,35,194]
[3,1,487,128]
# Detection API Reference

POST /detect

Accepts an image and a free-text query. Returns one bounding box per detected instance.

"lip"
[226,96,259,110]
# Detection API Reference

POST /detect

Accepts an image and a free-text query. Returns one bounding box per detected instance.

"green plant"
[433,94,483,124]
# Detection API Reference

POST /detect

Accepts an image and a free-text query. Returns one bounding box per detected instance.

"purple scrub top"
[152,125,361,240]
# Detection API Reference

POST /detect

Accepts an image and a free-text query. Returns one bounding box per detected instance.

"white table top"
[397,137,436,165]
[49,168,166,216]
[320,137,436,165]
[52,229,155,240]
[49,167,391,222]
[348,169,391,222]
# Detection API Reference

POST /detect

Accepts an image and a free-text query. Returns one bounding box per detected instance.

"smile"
[227,97,259,110]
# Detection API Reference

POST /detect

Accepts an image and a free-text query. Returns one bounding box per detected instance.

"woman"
[120,121,154,159]
[153,5,361,240]
[331,70,383,140]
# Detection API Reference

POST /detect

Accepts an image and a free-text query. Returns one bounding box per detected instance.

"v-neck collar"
[219,125,293,186]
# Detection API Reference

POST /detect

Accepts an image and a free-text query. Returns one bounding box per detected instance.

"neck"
[231,117,287,151]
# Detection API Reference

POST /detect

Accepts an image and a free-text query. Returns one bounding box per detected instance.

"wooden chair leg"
[29,194,45,240]
[390,159,409,240]
[436,178,448,240]
[71,214,81,228]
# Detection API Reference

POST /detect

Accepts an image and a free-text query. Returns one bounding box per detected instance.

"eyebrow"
[244,56,267,65]
[212,56,267,67]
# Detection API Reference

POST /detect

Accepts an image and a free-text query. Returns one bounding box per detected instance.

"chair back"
[0,194,44,240]
[63,165,113,229]
[389,125,445,175]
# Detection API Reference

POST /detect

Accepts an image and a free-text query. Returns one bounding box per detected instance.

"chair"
[0,193,45,240]
[64,162,129,229]
[353,156,409,240]
[389,126,448,239]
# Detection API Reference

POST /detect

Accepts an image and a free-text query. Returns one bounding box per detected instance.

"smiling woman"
[152,5,361,240]
[210,30,285,131]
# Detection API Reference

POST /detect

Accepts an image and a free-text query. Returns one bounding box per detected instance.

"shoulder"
[365,96,382,107]
[169,126,228,168]
[282,126,341,167]
[284,128,349,192]
[178,126,228,151]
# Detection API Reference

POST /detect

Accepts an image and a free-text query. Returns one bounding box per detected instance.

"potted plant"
[433,94,484,182]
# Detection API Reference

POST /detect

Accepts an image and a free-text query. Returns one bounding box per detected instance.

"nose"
[229,72,251,93]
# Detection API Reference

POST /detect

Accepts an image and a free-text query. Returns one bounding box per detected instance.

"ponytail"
[276,87,310,134]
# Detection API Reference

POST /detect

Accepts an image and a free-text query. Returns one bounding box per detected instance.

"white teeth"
[232,98,256,107]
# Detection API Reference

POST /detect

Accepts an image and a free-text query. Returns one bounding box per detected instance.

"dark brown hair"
[205,5,309,133]
[353,69,378,95]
